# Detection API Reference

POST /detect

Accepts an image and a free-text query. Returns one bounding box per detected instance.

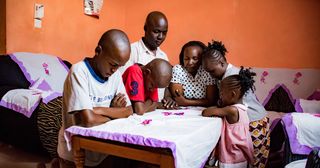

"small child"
[202,67,256,168]
[122,58,172,115]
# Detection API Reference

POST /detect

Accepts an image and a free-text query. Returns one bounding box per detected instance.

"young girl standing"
[202,67,256,168]
[202,40,270,168]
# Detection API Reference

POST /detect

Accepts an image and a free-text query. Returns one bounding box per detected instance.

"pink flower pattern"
[42,63,50,75]
[260,71,269,84]
[162,112,172,116]
[141,119,152,125]
[293,72,302,85]
[314,114,320,118]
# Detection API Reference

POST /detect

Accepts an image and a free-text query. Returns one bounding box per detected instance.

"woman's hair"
[179,41,206,66]
[202,40,228,62]
[224,66,256,98]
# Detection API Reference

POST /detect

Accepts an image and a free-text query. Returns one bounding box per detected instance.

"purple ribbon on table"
[162,112,185,116]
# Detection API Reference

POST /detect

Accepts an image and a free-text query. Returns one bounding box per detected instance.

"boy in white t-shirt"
[57,29,133,167]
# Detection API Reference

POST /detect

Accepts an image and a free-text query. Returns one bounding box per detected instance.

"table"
[65,107,222,168]
[72,135,175,168]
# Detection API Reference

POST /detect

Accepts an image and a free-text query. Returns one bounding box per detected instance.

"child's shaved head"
[145,59,172,88]
[97,29,131,65]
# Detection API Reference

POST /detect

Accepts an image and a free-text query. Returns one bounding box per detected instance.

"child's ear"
[231,90,237,98]
[232,89,241,100]
[219,60,224,67]
[145,68,152,76]
[95,45,102,55]
[143,25,147,32]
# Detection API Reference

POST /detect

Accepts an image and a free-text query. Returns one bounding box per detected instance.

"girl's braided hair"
[224,66,256,97]
[203,40,228,61]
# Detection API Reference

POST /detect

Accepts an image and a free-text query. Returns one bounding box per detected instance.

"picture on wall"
[84,0,103,18]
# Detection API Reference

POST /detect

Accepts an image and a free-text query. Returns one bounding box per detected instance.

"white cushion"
[295,99,320,114]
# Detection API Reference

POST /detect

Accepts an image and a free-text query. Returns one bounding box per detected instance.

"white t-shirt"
[58,59,131,166]
[171,65,214,99]
[64,59,131,113]
[119,39,169,100]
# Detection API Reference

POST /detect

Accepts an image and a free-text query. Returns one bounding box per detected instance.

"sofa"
[251,67,320,167]
[0,54,71,157]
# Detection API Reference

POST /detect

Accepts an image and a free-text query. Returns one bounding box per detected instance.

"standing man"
[120,11,172,104]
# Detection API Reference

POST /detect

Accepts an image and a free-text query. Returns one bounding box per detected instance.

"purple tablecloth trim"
[282,114,313,155]
[0,99,40,118]
[65,126,179,167]
[294,99,303,112]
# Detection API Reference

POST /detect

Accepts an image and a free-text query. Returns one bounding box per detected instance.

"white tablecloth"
[65,107,222,168]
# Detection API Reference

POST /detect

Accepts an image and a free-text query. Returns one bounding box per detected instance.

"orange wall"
[6,0,320,68]
[124,0,320,68]
[6,0,126,63]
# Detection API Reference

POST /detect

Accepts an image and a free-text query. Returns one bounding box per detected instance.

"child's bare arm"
[202,106,239,123]
[72,107,133,127]
[132,99,158,115]
[93,106,133,118]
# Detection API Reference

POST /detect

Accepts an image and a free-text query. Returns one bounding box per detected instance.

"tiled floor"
[0,141,52,168]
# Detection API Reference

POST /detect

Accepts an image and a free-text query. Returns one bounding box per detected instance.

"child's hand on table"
[111,93,127,107]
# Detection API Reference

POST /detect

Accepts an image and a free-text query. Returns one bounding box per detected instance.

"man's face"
[144,17,168,50]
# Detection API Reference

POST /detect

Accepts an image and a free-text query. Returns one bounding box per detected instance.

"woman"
[169,41,218,106]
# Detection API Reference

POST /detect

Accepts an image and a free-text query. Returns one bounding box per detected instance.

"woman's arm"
[160,88,178,109]
[169,83,218,107]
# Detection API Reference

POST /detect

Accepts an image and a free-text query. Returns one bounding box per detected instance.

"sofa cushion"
[0,55,30,88]
[10,52,69,94]
[0,85,20,99]
[295,99,320,114]
[264,85,296,112]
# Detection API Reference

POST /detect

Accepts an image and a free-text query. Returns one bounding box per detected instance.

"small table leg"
[160,154,174,168]
[72,136,85,168]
